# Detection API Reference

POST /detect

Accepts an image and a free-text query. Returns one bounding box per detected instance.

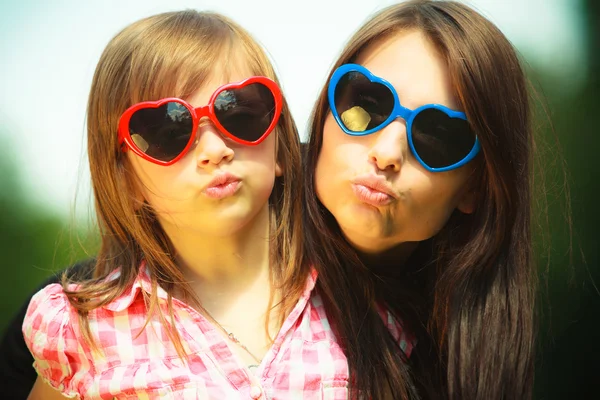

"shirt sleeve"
[22,283,84,398]
[375,303,416,358]
[0,273,63,399]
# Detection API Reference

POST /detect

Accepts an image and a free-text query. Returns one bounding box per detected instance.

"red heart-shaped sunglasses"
[118,76,282,166]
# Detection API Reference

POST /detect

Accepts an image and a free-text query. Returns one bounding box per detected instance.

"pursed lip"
[205,172,241,189]
[351,175,398,198]
[202,172,242,199]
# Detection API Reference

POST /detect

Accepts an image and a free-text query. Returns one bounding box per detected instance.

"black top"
[0,259,95,400]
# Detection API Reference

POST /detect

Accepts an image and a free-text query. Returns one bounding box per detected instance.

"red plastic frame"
[117,76,283,166]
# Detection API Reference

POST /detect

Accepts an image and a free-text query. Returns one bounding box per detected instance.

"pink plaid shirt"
[23,266,414,399]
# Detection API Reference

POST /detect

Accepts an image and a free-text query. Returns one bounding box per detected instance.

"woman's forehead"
[355,30,459,111]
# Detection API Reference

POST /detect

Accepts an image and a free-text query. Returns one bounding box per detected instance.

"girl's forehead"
[177,51,258,101]
[209,58,257,85]
[183,66,257,106]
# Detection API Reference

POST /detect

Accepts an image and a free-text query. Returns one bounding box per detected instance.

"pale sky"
[0,0,585,218]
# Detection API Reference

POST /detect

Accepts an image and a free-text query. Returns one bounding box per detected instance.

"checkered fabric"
[23,265,414,399]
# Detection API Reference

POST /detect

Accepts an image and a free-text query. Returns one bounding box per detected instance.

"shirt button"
[250,385,262,399]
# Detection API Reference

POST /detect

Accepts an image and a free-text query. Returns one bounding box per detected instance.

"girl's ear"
[121,157,146,211]
[275,161,283,177]
[274,129,283,177]
[132,190,146,211]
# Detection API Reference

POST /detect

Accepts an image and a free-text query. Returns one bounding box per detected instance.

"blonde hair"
[65,10,307,359]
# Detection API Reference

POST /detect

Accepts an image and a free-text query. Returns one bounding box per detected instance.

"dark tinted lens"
[128,102,193,162]
[214,83,276,142]
[333,71,394,132]
[411,108,476,169]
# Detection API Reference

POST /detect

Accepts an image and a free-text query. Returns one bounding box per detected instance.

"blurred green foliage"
[0,1,597,398]
[0,133,98,334]
[532,0,599,397]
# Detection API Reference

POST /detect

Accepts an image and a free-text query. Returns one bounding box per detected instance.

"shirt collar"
[103,263,318,313]
[102,261,169,312]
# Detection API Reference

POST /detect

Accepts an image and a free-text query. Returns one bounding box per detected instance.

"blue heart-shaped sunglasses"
[328,63,481,172]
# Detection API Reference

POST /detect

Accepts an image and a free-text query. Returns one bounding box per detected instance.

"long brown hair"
[305,1,535,398]
[63,10,307,358]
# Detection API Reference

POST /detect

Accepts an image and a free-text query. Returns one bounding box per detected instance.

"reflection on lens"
[214,83,275,142]
[131,134,149,152]
[129,102,193,162]
[411,108,475,168]
[334,71,394,133]
[166,102,189,121]
[341,106,371,132]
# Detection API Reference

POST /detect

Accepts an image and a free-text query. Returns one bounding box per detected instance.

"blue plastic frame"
[328,63,481,172]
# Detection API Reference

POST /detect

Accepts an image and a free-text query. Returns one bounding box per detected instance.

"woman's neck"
[356,241,418,271]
